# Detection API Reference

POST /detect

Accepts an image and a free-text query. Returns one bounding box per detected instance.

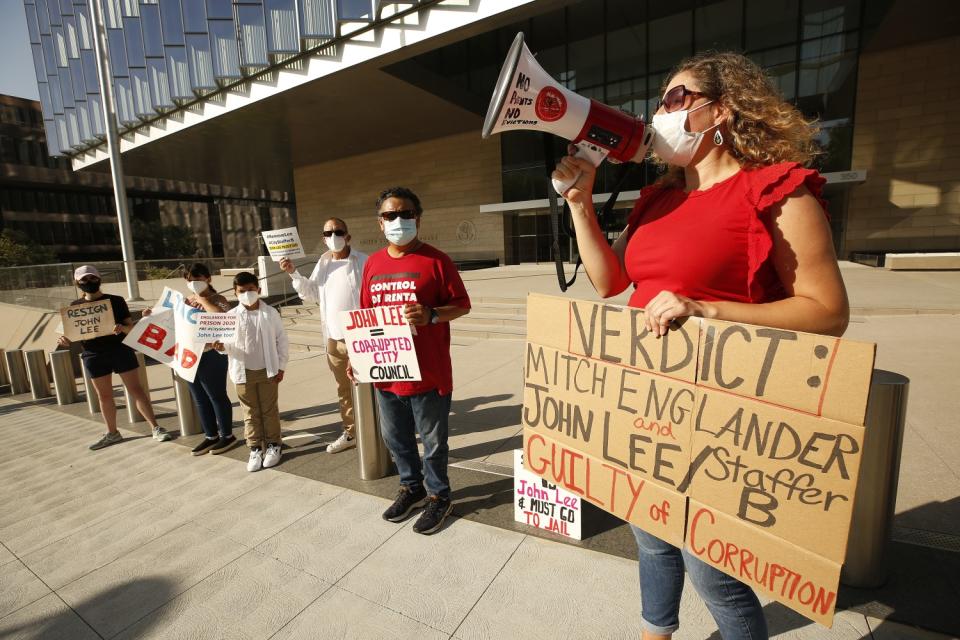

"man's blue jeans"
[632,525,768,639]
[187,350,234,439]
[375,388,451,499]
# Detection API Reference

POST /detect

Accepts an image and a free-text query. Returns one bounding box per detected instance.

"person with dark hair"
[214,271,289,472]
[179,264,236,454]
[279,217,367,453]
[57,265,172,450]
[347,186,471,535]
[553,51,849,639]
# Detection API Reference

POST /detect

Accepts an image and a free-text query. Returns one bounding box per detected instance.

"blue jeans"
[375,389,451,499]
[632,525,768,639]
[187,350,233,439]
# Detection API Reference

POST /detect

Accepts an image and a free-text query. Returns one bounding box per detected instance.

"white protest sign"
[514,449,582,539]
[60,299,116,342]
[124,308,176,365]
[196,313,238,343]
[139,287,204,382]
[339,306,421,383]
[262,227,305,260]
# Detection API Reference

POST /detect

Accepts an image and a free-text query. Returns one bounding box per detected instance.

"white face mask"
[187,280,209,295]
[325,233,346,253]
[383,217,418,246]
[238,290,259,306]
[651,100,719,167]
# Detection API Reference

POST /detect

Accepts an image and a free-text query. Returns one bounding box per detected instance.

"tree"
[0,229,57,267]
[132,219,198,259]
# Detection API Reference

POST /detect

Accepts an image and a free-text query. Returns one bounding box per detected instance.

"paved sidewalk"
[0,397,951,640]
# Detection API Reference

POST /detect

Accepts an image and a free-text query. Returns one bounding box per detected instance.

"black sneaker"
[191,438,220,456]
[413,496,453,535]
[382,485,427,522]
[209,435,238,455]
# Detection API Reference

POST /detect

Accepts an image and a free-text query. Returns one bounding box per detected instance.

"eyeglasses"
[322,229,346,237]
[379,209,418,221]
[656,84,710,114]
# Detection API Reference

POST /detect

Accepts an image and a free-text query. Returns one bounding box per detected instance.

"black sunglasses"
[379,209,418,221]
[656,84,710,113]
[322,229,346,237]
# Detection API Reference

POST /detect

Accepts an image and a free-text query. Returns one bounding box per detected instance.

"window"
[696,0,743,51]
[649,10,691,72]
[746,0,798,51]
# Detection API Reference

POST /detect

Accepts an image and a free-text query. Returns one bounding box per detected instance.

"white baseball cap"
[73,265,101,281]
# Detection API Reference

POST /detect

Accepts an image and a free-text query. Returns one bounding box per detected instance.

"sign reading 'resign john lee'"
[340,306,421,384]
[521,294,875,627]
[60,299,116,342]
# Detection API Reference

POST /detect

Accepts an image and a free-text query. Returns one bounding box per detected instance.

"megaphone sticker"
[535,87,567,122]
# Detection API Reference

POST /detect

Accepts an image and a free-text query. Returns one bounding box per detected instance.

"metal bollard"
[0,349,9,389]
[5,349,29,395]
[172,371,201,436]
[25,350,53,400]
[353,383,391,480]
[124,353,150,423]
[83,369,101,414]
[841,369,910,589]
[50,350,79,405]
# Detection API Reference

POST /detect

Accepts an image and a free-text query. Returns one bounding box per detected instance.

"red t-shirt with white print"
[360,243,471,396]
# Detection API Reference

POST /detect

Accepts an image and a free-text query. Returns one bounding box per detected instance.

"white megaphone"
[483,32,654,195]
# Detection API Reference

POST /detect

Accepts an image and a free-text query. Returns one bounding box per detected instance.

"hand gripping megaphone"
[483,32,654,195]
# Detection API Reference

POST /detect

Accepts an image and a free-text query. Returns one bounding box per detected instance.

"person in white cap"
[279,217,367,454]
[57,265,172,450]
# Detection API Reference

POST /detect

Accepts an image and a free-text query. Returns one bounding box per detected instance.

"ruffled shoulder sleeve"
[626,183,669,238]
[744,162,829,302]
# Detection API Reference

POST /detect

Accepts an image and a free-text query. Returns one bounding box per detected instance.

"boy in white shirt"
[215,271,289,472]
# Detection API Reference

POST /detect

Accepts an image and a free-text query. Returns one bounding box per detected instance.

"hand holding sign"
[59,299,116,342]
[340,306,422,384]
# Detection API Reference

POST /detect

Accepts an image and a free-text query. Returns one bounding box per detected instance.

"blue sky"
[1,0,40,100]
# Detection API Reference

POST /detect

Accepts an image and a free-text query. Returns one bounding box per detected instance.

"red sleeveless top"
[623,162,828,309]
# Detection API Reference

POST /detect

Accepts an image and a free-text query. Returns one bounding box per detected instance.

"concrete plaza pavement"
[0,263,958,639]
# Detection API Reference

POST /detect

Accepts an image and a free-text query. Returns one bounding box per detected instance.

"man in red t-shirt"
[350,186,471,535]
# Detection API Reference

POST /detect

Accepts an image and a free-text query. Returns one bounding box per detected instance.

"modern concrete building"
[0,93,293,262]
[21,0,960,264]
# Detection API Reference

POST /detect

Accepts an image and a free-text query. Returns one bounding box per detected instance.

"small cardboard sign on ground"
[339,306,421,383]
[60,299,115,342]
[196,313,238,343]
[520,293,877,627]
[514,449,582,539]
[262,227,305,260]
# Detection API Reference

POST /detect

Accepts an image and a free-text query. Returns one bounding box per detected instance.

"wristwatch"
[429,307,440,324]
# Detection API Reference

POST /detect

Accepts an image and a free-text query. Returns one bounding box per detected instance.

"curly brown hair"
[655,51,820,182]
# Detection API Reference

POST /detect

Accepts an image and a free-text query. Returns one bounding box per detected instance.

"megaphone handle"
[551,141,610,196]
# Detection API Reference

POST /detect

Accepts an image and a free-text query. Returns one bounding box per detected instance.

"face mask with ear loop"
[651,100,722,167]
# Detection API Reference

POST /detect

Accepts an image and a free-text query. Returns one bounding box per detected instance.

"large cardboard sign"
[521,294,876,626]
[514,449,582,539]
[339,306,421,383]
[60,299,116,342]
[262,227,305,261]
[122,287,204,382]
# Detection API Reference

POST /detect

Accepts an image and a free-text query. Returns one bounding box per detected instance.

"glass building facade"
[23,0,389,157]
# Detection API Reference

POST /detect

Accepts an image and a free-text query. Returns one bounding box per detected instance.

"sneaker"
[412,496,454,535]
[191,438,219,456]
[247,448,263,472]
[89,432,123,451]
[263,443,282,468]
[326,432,356,454]
[382,485,427,522]
[152,426,173,442]
[209,435,238,455]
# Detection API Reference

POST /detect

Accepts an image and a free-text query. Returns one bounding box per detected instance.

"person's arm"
[553,151,633,298]
[274,309,289,382]
[644,186,849,337]
[282,257,321,303]
[193,293,229,314]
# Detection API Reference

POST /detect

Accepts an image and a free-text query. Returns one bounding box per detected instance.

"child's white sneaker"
[263,443,282,468]
[247,448,263,472]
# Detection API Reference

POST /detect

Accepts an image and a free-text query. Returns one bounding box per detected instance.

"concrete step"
[280,304,319,318]
[286,315,325,330]
[471,295,526,305]
[452,323,526,341]
[472,301,527,316]
[288,342,326,354]
[457,312,526,328]
[285,328,327,348]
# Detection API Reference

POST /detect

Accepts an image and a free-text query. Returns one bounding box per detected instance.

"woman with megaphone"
[553,52,849,640]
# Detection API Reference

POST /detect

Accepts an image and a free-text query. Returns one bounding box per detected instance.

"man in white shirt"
[280,217,367,453]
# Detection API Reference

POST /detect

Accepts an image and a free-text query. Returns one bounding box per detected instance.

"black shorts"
[81,345,140,379]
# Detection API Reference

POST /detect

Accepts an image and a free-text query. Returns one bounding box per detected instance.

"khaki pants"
[326,338,355,437]
[236,368,281,450]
